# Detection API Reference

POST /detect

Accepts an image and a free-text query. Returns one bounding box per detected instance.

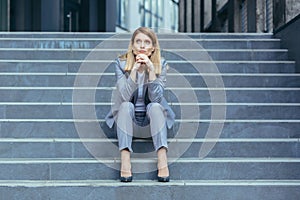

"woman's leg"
[120,148,132,178]
[117,102,135,179]
[117,102,134,152]
[147,103,169,179]
[146,103,168,151]
[157,147,169,178]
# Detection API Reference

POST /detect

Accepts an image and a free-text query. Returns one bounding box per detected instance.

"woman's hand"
[132,61,141,72]
[136,54,155,72]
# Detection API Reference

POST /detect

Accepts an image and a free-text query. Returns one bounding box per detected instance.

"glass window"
[117,0,129,29]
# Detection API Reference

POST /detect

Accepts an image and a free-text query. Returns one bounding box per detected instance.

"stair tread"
[1,179,300,187]
[0,157,299,163]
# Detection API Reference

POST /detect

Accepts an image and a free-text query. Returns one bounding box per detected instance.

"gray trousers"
[116,102,168,152]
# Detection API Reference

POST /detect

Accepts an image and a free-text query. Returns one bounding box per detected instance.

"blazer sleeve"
[115,58,138,102]
[147,59,167,103]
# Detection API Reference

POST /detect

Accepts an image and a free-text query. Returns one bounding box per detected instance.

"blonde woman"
[105,27,175,182]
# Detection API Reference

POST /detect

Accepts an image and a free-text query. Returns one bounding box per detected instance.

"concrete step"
[0,158,299,180]
[0,61,296,73]
[0,104,300,119]
[0,48,289,61]
[0,138,298,158]
[0,179,299,200]
[0,39,281,49]
[0,121,299,139]
[0,73,299,87]
[0,32,298,199]
[0,88,299,103]
[0,32,275,39]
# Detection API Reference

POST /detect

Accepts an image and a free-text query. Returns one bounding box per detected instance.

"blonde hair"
[120,27,162,75]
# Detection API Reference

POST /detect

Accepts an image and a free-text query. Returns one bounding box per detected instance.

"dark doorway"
[63,0,81,31]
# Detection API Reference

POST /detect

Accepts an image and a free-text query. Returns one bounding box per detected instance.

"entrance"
[63,0,80,32]
[0,0,115,32]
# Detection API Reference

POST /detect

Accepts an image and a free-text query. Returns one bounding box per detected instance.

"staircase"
[0,32,299,199]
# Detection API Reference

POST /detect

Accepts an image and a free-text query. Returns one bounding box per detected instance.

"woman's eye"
[145,41,151,45]
[136,39,141,44]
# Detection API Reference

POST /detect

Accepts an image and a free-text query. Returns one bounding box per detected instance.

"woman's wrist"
[147,63,155,72]
[148,69,156,81]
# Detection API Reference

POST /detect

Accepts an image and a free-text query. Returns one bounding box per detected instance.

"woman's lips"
[139,50,146,54]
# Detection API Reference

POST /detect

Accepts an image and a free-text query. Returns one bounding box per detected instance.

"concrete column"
[106,0,116,32]
[89,0,98,31]
[247,0,256,32]
[41,0,61,31]
[0,0,8,31]
[162,0,172,32]
[179,0,186,32]
[185,0,192,32]
[127,0,140,32]
[193,0,201,32]
[228,0,235,32]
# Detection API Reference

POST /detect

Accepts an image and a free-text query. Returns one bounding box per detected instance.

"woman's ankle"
[157,147,169,177]
[121,149,132,177]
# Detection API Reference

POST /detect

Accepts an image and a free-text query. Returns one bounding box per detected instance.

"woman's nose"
[140,41,145,48]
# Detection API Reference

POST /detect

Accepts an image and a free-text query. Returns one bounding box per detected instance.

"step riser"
[1,122,299,139]
[0,62,296,73]
[1,90,299,103]
[0,162,299,180]
[1,105,300,119]
[0,75,299,87]
[0,40,281,49]
[0,51,289,61]
[0,142,298,158]
[0,185,299,200]
[0,33,274,39]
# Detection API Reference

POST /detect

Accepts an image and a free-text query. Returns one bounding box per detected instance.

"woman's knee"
[119,102,134,112]
[147,102,163,114]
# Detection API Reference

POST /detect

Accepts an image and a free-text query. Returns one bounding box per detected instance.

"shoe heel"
[120,176,133,182]
[157,176,169,182]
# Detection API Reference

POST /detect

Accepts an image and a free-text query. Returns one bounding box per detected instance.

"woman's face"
[132,32,155,57]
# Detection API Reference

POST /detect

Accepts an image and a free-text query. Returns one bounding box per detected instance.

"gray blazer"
[105,57,175,129]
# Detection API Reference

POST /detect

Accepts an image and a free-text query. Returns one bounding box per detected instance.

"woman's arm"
[115,59,138,101]
[147,60,167,103]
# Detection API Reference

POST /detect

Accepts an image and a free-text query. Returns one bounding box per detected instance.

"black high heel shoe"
[120,176,133,182]
[157,176,170,182]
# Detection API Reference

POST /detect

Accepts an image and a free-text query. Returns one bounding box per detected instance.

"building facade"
[0,0,179,32]
[0,0,116,32]
[116,0,179,32]
[0,0,299,33]
[179,0,300,33]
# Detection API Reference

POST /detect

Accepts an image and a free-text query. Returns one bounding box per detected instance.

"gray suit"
[105,58,175,152]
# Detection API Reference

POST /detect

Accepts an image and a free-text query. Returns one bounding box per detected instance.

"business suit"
[105,57,175,152]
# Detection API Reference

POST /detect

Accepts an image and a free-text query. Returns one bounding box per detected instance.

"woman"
[105,27,175,182]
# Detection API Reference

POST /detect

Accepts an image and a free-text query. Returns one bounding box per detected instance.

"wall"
[286,0,300,22]
[275,14,300,72]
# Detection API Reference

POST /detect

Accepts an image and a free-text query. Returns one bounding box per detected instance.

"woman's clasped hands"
[133,53,155,72]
